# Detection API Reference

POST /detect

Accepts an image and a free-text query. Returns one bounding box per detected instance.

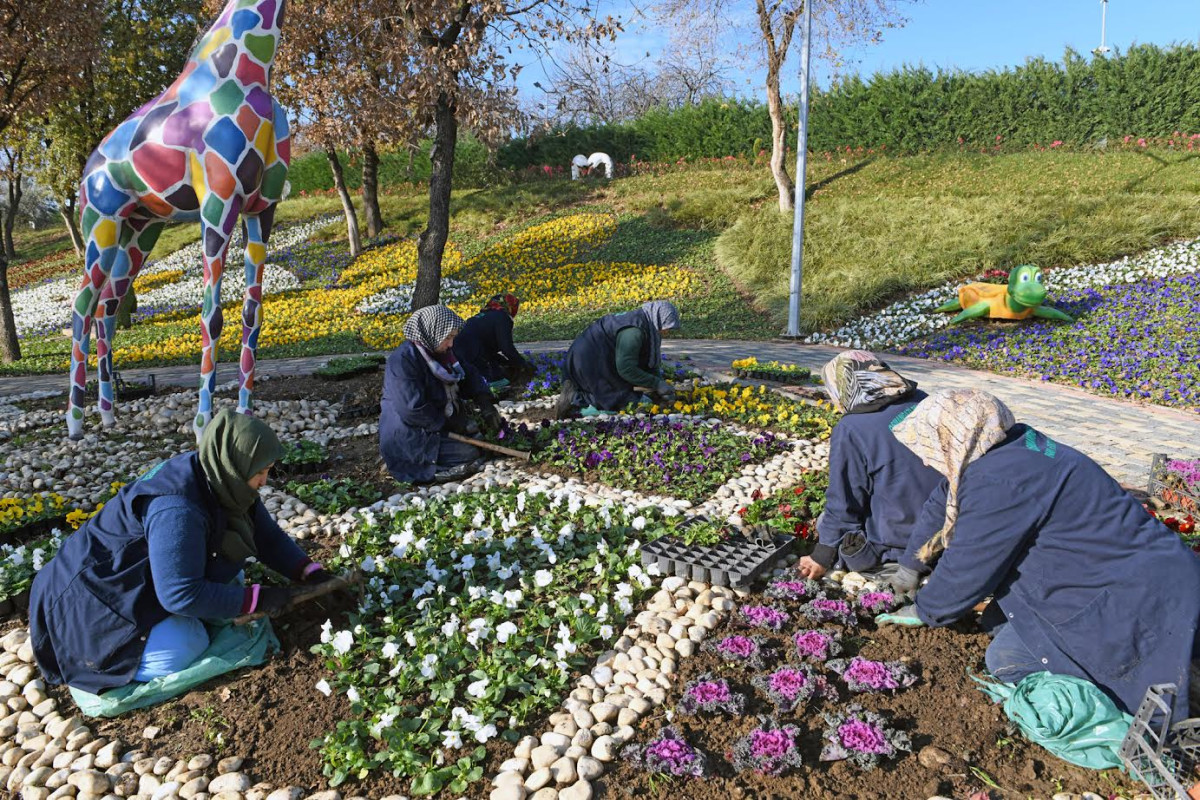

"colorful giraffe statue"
[66,0,291,440]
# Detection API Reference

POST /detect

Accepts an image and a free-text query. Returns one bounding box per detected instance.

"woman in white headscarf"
[878,389,1200,721]
[379,305,504,483]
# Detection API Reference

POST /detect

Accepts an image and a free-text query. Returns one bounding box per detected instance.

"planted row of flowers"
[647,383,838,439]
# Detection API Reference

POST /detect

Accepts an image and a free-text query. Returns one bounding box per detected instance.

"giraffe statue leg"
[237,205,275,415]
[194,204,240,440]
[67,216,129,439]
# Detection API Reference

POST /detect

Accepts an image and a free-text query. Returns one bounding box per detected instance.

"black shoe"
[555,379,578,420]
[431,461,481,484]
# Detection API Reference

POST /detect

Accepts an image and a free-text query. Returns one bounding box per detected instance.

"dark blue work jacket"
[30,455,231,693]
[563,309,655,411]
[455,309,527,382]
[380,341,488,483]
[817,391,940,561]
[911,425,1200,719]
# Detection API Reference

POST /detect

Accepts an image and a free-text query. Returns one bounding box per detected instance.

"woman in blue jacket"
[29,411,327,694]
[796,351,940,581]
[454,293,532,386]
[556,301,680,418]
[380,305,503,483]
[880,389,1200,720]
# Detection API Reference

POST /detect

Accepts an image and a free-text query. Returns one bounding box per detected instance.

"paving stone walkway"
[2,340,1196,489]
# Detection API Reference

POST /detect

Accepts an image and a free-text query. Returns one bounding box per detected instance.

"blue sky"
[517,0,1200,100]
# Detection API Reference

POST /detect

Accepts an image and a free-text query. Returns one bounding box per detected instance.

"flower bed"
[283,478,381,515]
[731,357,813,384]
[312,488,662,791]
[516,350,700,401]
[737,473,829,541]
[1149,454,1200,513]
[1,493,71,540]
[649,383,837,439]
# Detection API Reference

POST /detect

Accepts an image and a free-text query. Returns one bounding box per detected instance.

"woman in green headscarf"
[30,410,330,694]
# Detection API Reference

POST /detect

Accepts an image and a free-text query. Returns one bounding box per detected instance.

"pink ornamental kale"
[800,595,858,626]
[678,675,746,716]
[764,578,819,602]
[738,604,791,631]
[820,705,912,770]
[856,591,900,615]
[752,665,835,712]
[828,656,919,693]
[703,634,769,668]
[624,726,708,777]
[793,629,843,663]
[730,719,805,776]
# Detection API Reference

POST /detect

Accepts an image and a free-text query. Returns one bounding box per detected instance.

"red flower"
[751,489,763,501]
[737,507,748,517]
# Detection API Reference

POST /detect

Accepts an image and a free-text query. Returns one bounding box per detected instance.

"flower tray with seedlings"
[649,382,837,439]
[274,439,330,478]
[336,390,381,422]
[283,477,382,515]
[1148,453,1200,513]
[731,357,814,385]
[1,493,71,545]
[640,525,797,588]
[314,354,385,381]
[84,373,156,401]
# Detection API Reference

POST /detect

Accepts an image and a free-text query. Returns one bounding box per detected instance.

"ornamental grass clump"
[737,604,791,631]
[764,578,820,602]
[827,656,919,693]
[623,726,708,777]
[855,590,901,616]
[793,629,844,663]
[753,665,835,713]
[820,705,912,770]
[730,719,805,776]
[678,675,746,716]
[800,595,858,626]
[703,634,769,669]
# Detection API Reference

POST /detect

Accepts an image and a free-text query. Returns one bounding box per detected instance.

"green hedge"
[287,135,496,194]
[499,43,1200,167]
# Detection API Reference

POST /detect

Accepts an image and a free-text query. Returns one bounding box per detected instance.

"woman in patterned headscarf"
[877,389,1200,721]
[454,293,533,387]
[556,300,681,418]
[796,351,939,583]
[379,305,503,483]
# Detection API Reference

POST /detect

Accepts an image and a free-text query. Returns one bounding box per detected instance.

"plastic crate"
[1148,454,1200,514]
[641,527,795,588]
[1118,683,1200,799]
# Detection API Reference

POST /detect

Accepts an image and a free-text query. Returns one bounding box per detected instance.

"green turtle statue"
[937,265,1074,324]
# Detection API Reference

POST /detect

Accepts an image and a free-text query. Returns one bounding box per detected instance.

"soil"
[235,372,383,409]
[597,587,1141,800]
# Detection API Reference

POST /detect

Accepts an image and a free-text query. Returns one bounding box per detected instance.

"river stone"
[152,757,173,776]
[571,729,594,750]
[216,756,243,774]
[111,771,138,797]
[588,703,616,724]
[489,786,526,800]
[304,791,342,800]
[530,789,557,800]
[67,770,110,795]
[178,775,209,798]
[497,757,529,774]
[138,773,161,795]
[187,755,212,772]
[208,772,251,793]
[514,737,536,760]
[47,786,76,800]
[20,787,50,800]
[917,746,954,770]
[23,766,54,787]
[575,755,603,782]
[550,756,576,786]
[591,736,616,763]
[616,708,639,727]
[570,710,594,730]
[265,789,305,800]
[94,741,122,770]
[559,780,592,800]
[529,745,560,771]
[524,768,551,792]
[589,666,612,688]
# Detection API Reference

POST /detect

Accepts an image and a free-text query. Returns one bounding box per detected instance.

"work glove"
[301,563,335,585]
[653,379,676,406]
[874,604,925,627]
[873,563,923,595]
[255,585,300,615]
[446,408,477,436]
[478,398,504,433]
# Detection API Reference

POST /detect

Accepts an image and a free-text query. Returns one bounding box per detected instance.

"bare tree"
[656,0,905,211]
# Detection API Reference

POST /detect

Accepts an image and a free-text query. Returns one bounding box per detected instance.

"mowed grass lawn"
[8,148,1200,367]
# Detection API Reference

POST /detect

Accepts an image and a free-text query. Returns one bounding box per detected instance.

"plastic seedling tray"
[1148,454,1200,514]
[1119,683,1200,799]
[641,525,796,588]
[86,372,156,401]
[732,367,813,385]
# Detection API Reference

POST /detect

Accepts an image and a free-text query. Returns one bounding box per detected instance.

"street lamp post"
[785,0,813,338]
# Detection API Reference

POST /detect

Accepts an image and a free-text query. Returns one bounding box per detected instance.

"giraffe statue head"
[66,0,291,441]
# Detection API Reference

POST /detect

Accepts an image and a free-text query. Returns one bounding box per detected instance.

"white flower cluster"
[355,278,473,315]
[806,237,1200,350]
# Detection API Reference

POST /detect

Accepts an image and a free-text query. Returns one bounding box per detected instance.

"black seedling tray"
[641,532,796,588]
[1148,454,1199,514]
[733,367,812,385]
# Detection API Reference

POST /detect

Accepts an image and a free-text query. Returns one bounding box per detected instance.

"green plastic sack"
[69,619,279,718]
[973,671,1132,770]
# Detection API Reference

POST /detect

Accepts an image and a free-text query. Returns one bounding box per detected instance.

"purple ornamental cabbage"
[678,674,746,716]
[855,590,901,615]
[703,634,769,669]
[792,629,843,663]
[730,718,805,776]
[827,656,919,693]
[764,578,820,602]
[623,726,708,777]
[800,594,858,626]
[819,705,912,770]
[752,665,836,713]
[737,604,792,631]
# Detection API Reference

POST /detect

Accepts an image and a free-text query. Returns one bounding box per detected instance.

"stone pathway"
[2,340,1196,489]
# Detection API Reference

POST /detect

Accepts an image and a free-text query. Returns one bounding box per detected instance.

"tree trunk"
[765,64,794,212]
[4,174,22,259]
[361,141,383,238]
[60,198,85,257]
[0,252,20,362]
[412,91,458,311]
[325,145,362,258]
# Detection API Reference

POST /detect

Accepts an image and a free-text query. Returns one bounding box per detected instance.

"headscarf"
[404,304,467,416]
[892,389,1016,564]
[640,300,680,371]
[484,293,520,317]
[197,409,283,562]
[820,350,917,414]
